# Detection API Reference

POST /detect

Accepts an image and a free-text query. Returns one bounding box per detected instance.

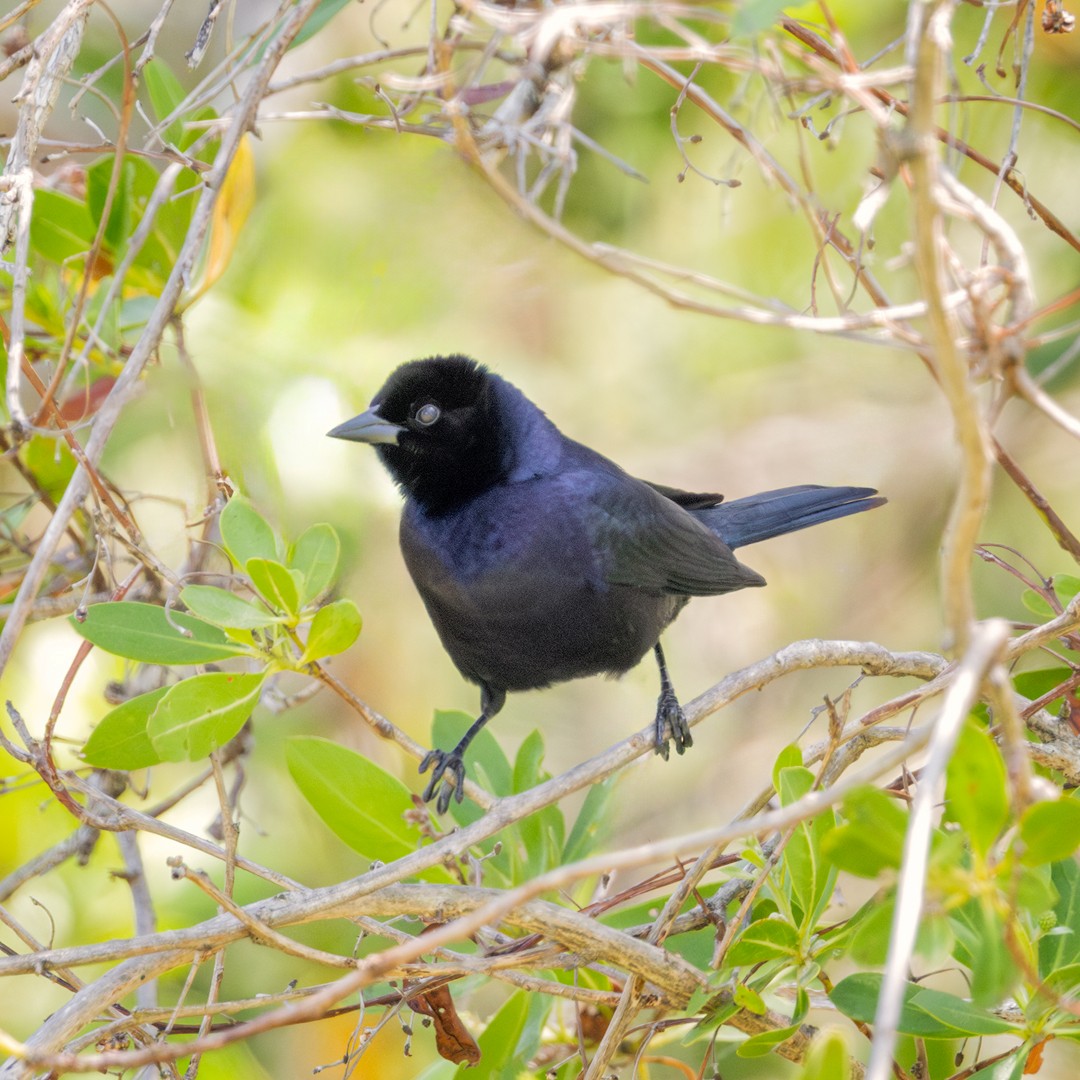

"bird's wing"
[644,481,725,511]
[589,475,766,597]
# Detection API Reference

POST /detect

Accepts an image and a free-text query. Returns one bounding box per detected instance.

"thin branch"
[867,619,1010,1080]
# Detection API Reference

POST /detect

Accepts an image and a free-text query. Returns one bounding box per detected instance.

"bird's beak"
[327,407,403,445]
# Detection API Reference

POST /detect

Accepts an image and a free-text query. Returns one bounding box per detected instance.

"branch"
[867,619,1011,1080]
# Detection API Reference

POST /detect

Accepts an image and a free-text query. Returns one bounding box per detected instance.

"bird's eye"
[415,403,441,426]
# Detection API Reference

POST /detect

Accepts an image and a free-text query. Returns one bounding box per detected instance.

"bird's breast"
[398,484,678,692]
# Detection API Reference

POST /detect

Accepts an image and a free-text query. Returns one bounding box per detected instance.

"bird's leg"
[419,686,506,814]
[653,641,692,760]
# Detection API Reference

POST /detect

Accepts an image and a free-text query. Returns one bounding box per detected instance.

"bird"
[328,355,884,812]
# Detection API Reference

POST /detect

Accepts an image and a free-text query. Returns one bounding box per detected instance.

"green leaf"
[829,974,1018,1037]
[726,917,800,964]
[792,984,810,1024]
[149,672,264,761]
[968,1049,1029,1080]
[1019,797,1080,865]
[87,156,134,253]
[246,557,303,619]
[1055,574,1080,604]
[512,727,548,795]
[29,190,95,263]
[23,436,76,503]
[1040,860,1080,976]
[180,585,278,630]
[772,743,803,791]
[219,496,279,567]
[512,993,551,1073]
[286,736,451,879]
[563,777,614,863]
[822,786,908,877]
[454,989,527,1078]
[1022,578,1080,619]
[911,983,1020,1037]
[300,599,362,663]
[1013,667,1073,710]
[732,0,789,36]
[290,0,357,48]
[1021,589,1056,619]
[1014,863,1058,916]
[778,765,836,928]
[849,897,895,965]
[943,720,1009,860]
[290,523,340,605]
[511,730,563,879]
[736,1025,800,1057]
[949,897,1016,1005]
[799,1027,852,1080]
[732,982,766,1015]
[82,687,169,769]
[72,601,250,663]
[848,898,954,966]
[1044,962,1080,996]
[141,57,187,146]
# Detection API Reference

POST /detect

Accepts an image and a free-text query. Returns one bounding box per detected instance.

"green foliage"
[943,720,1009,860]
[427,710,611,889]
[75,497,360,769]
[798,1028,852,1080]
[148,672,266,762]
[73,602,252,664]
[81,686,169,769]
[8,8,1080,1075]
[726,916,801,964]
[829,974,1019,1037]
[1021,574,1080,618]
[821,785,908,876]
[455,989,530,1078]
[63,497,1080,1076]
[731,0,790,37]
[285,736,451,882]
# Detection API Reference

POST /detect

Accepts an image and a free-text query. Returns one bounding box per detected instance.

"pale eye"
[415,403,440,426]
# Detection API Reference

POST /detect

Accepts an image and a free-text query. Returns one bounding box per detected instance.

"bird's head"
[328,355,513,513]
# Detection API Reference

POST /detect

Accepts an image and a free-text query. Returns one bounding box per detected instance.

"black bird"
[329,355,883,812]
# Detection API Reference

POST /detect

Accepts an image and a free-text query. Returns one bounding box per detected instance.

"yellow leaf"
[184,134,256,306]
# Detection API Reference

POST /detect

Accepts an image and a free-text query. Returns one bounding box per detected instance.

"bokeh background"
[3,0,1080,1075]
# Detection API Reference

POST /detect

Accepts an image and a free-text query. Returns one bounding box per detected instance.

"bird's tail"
[697,485,885,550]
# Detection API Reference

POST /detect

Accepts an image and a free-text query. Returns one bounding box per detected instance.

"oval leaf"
[727,917,800,965]
[72,602,249,663]
[290,523,340,605]
[801,1028,852,1080]
[944,720,1009,860]
[822,786,908,877]
[149,672,264,762]
[82,687,169,769]
[1019,797,1080,865]
[830,974,1018,1037]
[180,584,278,630]
[286,736,449,880]
[219,496,279,567]
[300,599,362,663]
[246,557,302,619]
[732,983,766,1016]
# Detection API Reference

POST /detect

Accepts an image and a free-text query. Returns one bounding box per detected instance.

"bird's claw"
[419,748,466,814]
[654,690,692,760]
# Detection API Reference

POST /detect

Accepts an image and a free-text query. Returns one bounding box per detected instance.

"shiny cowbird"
[329,355,884,812]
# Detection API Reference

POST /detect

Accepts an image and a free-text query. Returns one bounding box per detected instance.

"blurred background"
[2,0,1080,1075]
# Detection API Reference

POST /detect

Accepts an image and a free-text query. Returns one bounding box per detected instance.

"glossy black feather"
[329,355,884,810]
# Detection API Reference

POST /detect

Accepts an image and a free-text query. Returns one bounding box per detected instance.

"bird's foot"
[419,747,466,814]
[654,690,692,760]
